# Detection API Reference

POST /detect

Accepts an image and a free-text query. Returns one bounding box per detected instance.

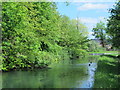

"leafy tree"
[87,40,106,52]
[107,1,120,49]
[71,19,88,37]
[92,21,107,47]
[0,2,1,70]
[2,2,89,71]
[2,2,61,71]
[57,15,89,58]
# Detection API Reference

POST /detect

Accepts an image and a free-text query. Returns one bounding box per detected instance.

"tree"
[87,40,105,52]
[71,19,88,37]
[2,2,89,71]
[107,1,120,49]
[2,2,61,71]
[92,21,106,47]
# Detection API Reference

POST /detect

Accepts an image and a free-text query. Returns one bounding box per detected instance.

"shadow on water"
[2,56,99,88]
[93,55,120,88]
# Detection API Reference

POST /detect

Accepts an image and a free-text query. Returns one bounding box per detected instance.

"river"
[2,56,99,88]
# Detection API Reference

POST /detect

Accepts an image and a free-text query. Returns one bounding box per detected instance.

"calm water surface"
[2,56,98,88]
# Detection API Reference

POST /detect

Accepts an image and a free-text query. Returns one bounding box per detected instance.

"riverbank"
[93,54,120,88]
[88,51,119,55]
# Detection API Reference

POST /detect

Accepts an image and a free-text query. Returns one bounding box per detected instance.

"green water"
[2,56,98,88]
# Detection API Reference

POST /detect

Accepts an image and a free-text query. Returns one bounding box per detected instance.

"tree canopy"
[2,2,89,71]
[107,1,120,49]
[92,21,106,47]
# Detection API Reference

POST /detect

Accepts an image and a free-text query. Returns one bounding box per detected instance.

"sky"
[56,0,117,39]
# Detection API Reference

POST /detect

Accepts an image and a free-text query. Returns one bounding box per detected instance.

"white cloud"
[79,17,98,24]
[79,17,105,24]
[79,17,106,39]
[78,3,109,11]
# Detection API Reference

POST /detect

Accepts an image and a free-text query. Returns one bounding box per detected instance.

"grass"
[93,55,120,88]
[88,51,119,55]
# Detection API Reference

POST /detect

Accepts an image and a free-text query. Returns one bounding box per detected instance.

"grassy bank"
[88,51,119,55]
[93,55,120,88]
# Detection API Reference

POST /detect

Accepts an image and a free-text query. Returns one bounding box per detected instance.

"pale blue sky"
[56,1,116,39]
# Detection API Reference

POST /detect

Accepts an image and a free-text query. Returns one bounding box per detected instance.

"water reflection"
[2,56,98,88]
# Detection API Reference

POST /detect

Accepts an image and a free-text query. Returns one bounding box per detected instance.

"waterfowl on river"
[89,63,91,66]
[89,62,92,66]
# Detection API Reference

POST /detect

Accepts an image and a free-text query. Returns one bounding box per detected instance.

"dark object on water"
[89,62,92,66]
[89,63,91,66]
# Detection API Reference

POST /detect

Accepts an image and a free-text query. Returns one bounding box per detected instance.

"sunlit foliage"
[2,2,88,71]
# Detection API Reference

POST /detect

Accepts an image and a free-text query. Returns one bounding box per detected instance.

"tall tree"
[92,21,106,47]
[2,2,89,71]
[107,1,120,49]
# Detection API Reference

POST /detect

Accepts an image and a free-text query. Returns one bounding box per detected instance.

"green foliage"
[107,1,120,49]
[99,56,115,62]
[87,40,106,52]
[94,56,119,88]
[92,21,107,47]
[2,2,89,71]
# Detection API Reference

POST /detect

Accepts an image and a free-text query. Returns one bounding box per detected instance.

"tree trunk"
[101,39,105,47]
